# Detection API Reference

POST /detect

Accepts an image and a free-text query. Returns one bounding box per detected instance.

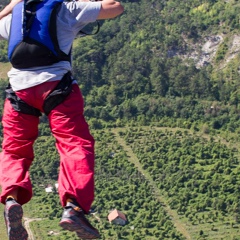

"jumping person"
[0,0,124,239]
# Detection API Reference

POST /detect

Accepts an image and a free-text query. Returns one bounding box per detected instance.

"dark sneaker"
[4,199,28,240]
[59,202,100,239]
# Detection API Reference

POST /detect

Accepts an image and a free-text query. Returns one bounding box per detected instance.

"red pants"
[0,82,95,213]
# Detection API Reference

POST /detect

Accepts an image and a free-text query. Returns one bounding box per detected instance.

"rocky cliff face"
[187,35,240,69]
[196,35,223,68]
[168,34,240,69]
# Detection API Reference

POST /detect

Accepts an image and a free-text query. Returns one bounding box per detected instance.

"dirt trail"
[112,128,191,240]
[24,218,42,240]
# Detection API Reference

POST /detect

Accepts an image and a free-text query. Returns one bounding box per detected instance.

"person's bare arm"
[77,0,123,19]
[97,0,124,20]
[0,0,22,20]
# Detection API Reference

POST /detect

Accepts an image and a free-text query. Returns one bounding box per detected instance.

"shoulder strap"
[49,2,70,60]
[23,0,42,37]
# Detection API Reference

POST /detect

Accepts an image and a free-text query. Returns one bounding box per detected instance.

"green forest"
[0,0,240,239]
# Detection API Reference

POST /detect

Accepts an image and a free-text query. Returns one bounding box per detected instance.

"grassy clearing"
[0,62,11,79]
[29,219,78,240]
[0,204,8,240]
[179,215,240,240]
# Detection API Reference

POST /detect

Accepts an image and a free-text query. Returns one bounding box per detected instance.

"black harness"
[6,71,73,116]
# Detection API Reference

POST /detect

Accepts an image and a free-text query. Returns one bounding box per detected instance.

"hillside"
[0,0,240,239]
[1,127,240,239]
[68,0,240,133]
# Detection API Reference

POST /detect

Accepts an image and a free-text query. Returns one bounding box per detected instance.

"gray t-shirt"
[0,1,101,91]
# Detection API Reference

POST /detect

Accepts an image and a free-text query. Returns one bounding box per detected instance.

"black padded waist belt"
[6,71,73,116]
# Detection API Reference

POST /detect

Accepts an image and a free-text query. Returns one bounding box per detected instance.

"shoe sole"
[59,219,100,239]
[5,203,28,240]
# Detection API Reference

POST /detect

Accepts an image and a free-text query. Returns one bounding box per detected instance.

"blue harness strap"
[8,2,24,61]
